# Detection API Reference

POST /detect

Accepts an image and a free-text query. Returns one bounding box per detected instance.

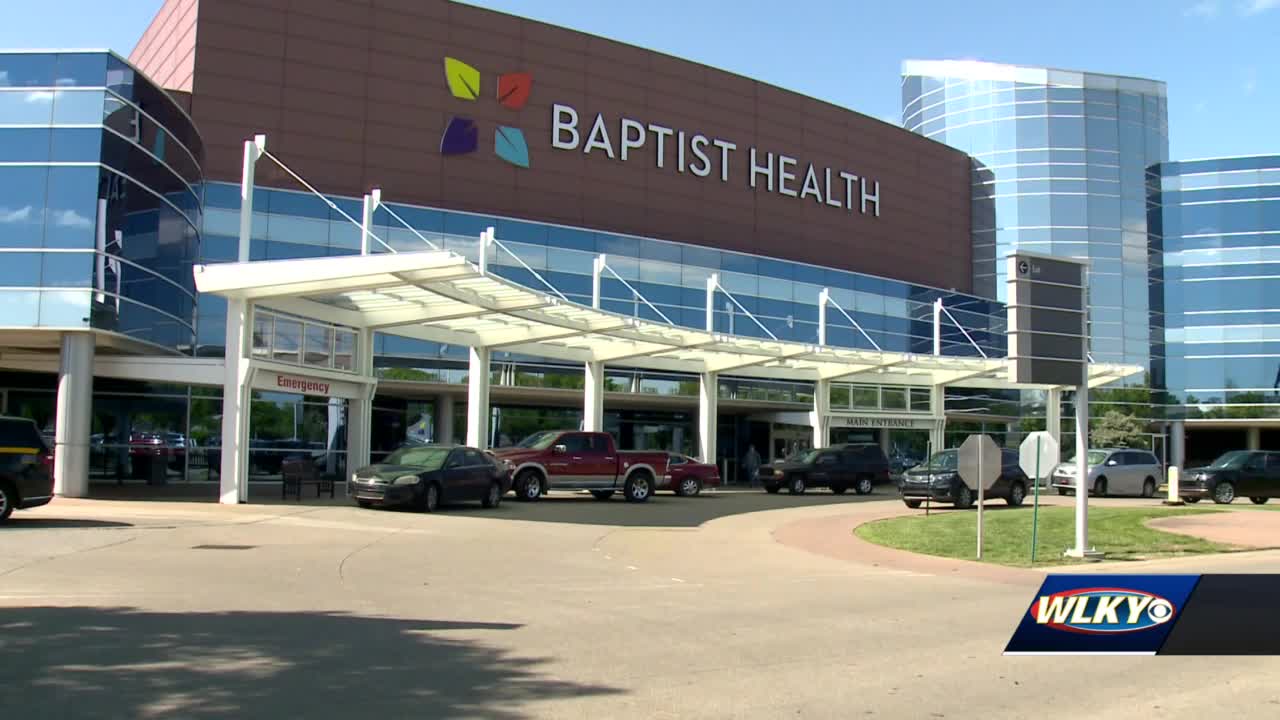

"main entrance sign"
[551,104,881,217]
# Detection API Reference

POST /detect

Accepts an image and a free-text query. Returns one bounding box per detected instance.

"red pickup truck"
[490,430,715,503]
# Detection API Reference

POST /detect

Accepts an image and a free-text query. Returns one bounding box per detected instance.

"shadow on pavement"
[0,606,620,719]
[1,518,134,530]
[457,488,900,528]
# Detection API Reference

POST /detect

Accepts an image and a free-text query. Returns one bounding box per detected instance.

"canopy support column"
[435,394,455,444]
[929,384,946,453]
[698,371,718,465]
[53,332,93,498]
[812,378,831,449]
[345,328,374,475]
[219,299,254,504]
[466,346,492,449]
[584,360,605,432]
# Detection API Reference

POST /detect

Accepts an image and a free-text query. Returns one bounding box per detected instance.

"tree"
[1090,410,1148,449]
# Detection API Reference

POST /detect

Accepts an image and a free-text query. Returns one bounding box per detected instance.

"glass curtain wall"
[1154,155,1280,421]
[902,60,1170,445]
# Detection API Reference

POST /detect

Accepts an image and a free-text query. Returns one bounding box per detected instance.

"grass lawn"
[855,505,1235,567]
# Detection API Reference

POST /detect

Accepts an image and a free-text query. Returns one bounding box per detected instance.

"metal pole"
[238,135,265,263]
[360,188,380,255]
[1068,265,1092,558]
[933,298,942,356]
[705,273,718,332]
[976,437,984,560]
[592,254,605,309]
[818,288,829,346]
[1031,436,1041,564]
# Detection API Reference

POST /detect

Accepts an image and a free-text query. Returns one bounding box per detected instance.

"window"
[816,452,839,466]
[882,388,907,411]
[910,388,931,413]
[851,386,878,409]
[561,434,590,453]
[463,449,487,466]
[304,324,332,368]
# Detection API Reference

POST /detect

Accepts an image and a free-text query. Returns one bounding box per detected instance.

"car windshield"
[794,449,821,464]
[382,447,451,470]
[516,431,561,450]
[918,450,959,471]
[1208,451,1253,470]
[1064,450,1110,466]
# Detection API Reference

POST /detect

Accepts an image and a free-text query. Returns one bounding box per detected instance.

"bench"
[281,457,337,501]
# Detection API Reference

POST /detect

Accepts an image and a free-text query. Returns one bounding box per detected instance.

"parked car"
[0,416,55,523]
[899,448,1030,509]
[350,444,512,512]
[662,453,721,496]
[489,430,673,503]
[759,443,890,495]
[1180,450,1280,505]
[1051,448,1163,498]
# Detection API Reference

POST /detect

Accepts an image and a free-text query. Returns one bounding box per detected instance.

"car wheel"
[854,475,874,495]
[0,482,14,523]
[1056,488,1069,496]
[423,483,441,513]
[1093,477,1108,498]
[515,471,543,501]
[482,481,502,508]
[1212,481,1236,505]
[1250,497,1269,505]
[1183,497,1201,504]
[953,483,974,510]
[590,490,615,501]
[624,473,653,503]
[675,477,701,497]
[764,484,780,494]
[356,500,373,509]
[830,484,847,495]
[1006,482,1026,507]
[788,475,806,495]
[903,499,922,509]
[1142,478,1157,498]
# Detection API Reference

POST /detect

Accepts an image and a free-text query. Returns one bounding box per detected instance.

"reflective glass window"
[334,330,356,372]
[273,318,302,364]
[40,250,92,287]
[0,127,51,162]
[38,288,90,327]
[0,251,40,286]
[0,88,55,124]
[54,53,108,87]
[51,89,105,124]
[851,386,878,409]
[0,166,48,248]
[304,324,333,368]
[0,54,56,87]
[43,166,98,248]
[882,388,907,410]
[49,127,101,162]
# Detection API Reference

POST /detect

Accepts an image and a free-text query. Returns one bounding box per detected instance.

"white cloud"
[0,205,34,223]
[1240,0,1279,14]
[24,90,59,103]
[50,209,93,229]
[1185,0,1220,16]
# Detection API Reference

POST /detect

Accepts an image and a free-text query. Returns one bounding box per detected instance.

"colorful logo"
[441,57,532,168]
[1031,588,1176,634]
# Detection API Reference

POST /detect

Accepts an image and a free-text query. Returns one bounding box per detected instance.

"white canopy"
[194,249,1141,390]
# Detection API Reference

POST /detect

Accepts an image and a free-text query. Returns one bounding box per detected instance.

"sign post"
[958,434,1001,560]
[1019,430,1060,564]
[1007,252,1093,559]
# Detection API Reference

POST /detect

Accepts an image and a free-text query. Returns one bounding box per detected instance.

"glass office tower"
[1153,155,1280,463]
[901,60,1167,370]
[902,60,1169,449]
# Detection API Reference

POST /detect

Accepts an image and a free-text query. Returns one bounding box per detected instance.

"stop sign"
[958,434,1001,490]
[1019,431,1060,480]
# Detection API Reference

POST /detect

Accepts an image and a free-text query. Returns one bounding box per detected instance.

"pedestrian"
[743,445,761,486]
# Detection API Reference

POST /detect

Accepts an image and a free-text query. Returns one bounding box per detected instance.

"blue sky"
[2,0,1274,161]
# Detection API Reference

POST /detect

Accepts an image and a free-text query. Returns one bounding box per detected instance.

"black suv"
[0,416,55,523]
[760,444,890,495]
[899,448,1029,509]
[1181,450,1280,505]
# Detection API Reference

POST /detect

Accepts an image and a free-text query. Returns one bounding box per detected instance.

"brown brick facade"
[135,0,973,291]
